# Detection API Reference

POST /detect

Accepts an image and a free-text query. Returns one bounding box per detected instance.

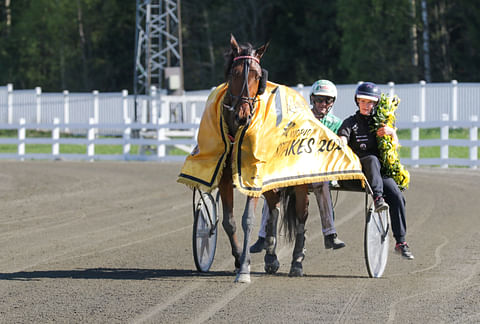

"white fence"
[1,81,480,167]
[397,114,479,169]
[2,81,480,129]
[0,114,478,168]
[0,118,197,162]
[0,84,207,136]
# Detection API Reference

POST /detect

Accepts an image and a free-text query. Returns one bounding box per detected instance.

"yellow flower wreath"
[372,94,410,190]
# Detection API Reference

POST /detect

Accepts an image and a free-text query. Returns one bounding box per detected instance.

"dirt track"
[0,161,479,323]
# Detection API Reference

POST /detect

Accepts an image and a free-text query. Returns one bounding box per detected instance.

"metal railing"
[0,114,478,168]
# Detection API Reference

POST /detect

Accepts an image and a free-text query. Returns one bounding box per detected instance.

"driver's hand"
[377,126,395,137]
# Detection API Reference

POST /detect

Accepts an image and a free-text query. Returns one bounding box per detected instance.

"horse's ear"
[230,34,241,55]
[255,41,270,59]
[257,69,268,95]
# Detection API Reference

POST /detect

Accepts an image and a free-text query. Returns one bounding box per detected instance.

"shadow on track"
[261,272,370,279]
[0,268,238,281]
[0,268,369,281]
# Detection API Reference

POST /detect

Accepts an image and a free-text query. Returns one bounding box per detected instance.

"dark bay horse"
[220,35,309,283]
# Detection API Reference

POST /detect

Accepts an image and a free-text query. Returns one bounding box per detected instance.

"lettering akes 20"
[275,128,342,157]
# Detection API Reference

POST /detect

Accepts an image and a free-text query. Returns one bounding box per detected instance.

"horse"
[219,34,310,282]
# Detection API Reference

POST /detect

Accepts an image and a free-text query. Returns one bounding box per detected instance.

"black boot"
[249,236,266,253]
[324,233,346,249]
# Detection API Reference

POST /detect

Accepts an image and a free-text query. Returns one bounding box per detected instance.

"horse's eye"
[232,70,241,78]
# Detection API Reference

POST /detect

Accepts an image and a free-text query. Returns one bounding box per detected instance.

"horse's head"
[223,34,269,128]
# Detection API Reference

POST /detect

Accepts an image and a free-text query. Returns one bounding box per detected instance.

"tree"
[1,0,479,92]
[262,0,341,86]
[426,0,480,82]
[0,0,135,91]
[181,0,273,90]
[337,0,417,83]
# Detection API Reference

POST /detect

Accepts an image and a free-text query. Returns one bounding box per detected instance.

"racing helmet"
[354,82,381,107]
[310,79,337,103]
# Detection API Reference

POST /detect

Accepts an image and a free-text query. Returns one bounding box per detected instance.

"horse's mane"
[223,42,255,80]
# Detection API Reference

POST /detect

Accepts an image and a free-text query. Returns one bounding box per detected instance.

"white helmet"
[310,79,337,101]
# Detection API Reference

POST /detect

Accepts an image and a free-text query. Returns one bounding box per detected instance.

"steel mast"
[133,0,184,121]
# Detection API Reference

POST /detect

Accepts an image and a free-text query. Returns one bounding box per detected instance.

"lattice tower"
[134,0,183,96]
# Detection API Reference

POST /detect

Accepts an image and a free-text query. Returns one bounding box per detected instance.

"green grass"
[397,128,479,159]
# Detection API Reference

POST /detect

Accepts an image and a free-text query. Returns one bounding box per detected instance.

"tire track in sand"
[145,203,366,324]
[386,234,479,323]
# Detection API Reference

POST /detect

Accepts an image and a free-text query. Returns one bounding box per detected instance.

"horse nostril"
[235,105,251,125]
[235,115,247,125]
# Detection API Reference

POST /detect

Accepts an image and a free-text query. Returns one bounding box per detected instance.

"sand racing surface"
[0,161,479,323]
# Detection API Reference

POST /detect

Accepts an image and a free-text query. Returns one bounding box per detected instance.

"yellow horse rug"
[177,81,365,197]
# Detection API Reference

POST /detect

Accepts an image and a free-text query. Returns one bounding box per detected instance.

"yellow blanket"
[178,81,364,197]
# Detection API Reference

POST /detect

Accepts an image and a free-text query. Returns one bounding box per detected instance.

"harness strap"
[233,55,259,63]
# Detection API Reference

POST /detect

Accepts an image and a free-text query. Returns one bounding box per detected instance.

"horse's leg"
[289,185,309,277]
[219,165,242,271]
[263,190,281,274]
[235,196,258,283]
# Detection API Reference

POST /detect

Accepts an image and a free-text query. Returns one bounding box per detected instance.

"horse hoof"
[235,265,249,274]
[288,262,304,277]
[235,273,251,283]
[264,254,280,274]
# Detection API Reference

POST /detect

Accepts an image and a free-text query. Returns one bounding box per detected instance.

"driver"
[250,80,346,252]
[337,82,414,259]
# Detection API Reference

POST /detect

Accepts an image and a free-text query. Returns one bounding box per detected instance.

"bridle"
[224,55,261,122]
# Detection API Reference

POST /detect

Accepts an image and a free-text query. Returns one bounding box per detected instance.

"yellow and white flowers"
[373,94,410,190]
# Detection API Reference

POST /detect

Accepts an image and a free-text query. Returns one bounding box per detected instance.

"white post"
[470,115,478,169]
[296,83,305,100]
[181,95,187,124]
[412,115,420,168]
[150,85,157,125]
[441,113,449,168]
[141,99,148,125]
[7,83,13,124]
[123,117,131,158]
[420,80,426,122]
[18,118,26,161]
[388,81,395,98]
[63,90,70,133]
[52,118,60,157]
[93,90,99,124]
[193,101,200,139]
[451,80,458,122]
[87,117,95,161]
[122,89,129,121]
[35,86,42,125]
[157,117,166,158]
[161,97,169,124]
[191,102,197,124]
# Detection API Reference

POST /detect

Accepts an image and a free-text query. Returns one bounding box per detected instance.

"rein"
[224,55,261,120]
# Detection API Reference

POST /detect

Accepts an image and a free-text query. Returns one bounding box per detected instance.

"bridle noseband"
[224,55,261,121]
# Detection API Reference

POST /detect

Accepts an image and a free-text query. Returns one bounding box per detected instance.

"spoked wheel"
[192,189,219,272]
[364,205,390,278]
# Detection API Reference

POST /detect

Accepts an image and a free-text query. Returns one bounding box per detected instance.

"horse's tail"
[281,187,298,243]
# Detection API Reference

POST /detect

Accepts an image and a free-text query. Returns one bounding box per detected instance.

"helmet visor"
[356,94,379,102]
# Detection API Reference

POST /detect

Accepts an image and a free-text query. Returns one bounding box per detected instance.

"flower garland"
[372,93,410,190]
